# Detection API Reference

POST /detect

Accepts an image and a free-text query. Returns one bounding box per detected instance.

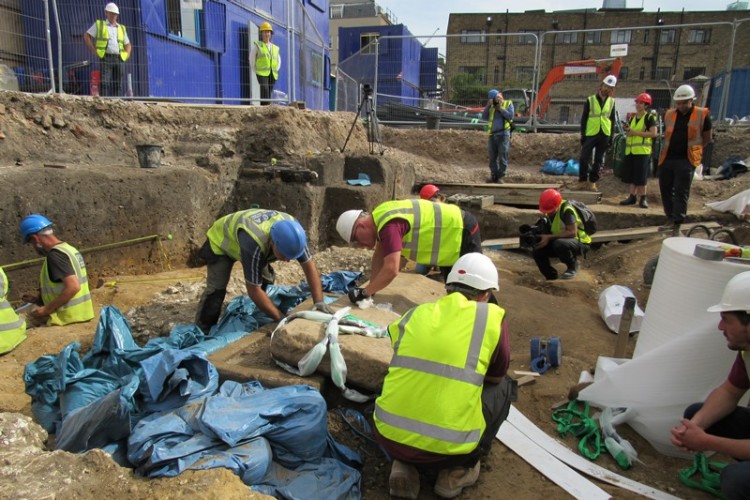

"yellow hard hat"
[260,22,273,33]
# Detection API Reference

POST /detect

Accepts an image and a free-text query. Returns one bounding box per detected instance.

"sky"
[374,0,736,54]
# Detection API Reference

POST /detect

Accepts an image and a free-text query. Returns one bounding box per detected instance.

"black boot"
[619,194,637,206]
[639,196,649,208]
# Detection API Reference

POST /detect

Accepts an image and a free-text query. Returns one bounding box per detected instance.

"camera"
[493,94,502,105]
[363,84,372,96]
[518,220,548,249]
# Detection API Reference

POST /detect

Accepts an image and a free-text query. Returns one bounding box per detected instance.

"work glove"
[347,287,370,304]
[313,301,335,315]
[580,136,585,145]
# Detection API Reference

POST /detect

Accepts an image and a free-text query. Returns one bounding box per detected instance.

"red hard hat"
[635,93,652,105]
[419,184,440,200]
[539,189,562,214]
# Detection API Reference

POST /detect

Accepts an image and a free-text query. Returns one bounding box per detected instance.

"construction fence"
[0,0,329,107]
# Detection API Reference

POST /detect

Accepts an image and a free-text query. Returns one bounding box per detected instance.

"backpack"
[565,200,598,235]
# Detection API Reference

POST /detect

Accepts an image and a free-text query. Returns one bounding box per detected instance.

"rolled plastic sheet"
[580,237,750,457]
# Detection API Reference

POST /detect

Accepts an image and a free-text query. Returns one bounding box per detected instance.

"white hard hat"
[707,272,750,313]
[673,84,696,101]
[446,253,499,292]
[602,75,617,87]
[104,2,120,14]
[336,209,363,243]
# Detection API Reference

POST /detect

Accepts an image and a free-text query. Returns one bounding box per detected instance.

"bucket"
[136,144,163,168]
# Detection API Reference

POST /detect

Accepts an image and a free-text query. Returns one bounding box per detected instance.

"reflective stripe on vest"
[374,293,504,454]
[552,201,592,244]
[206,209,293,261]
[254,41,279,79]
[372,200,463,267]
[658,106,707,167]
[95,20,128,61]
[487,100,513,135]
[40,243,94,326]
[585,94,613,137]
[0,268,25,332]
[625,114,653,155]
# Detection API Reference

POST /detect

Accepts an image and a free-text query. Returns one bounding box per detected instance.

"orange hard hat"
[539,189,562,214]
[419,184,440,200]
[635,93,652,105]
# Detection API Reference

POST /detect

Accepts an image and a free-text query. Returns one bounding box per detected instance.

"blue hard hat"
[19,214,53,242]
[270,219,307,260]
[488,89,499,99]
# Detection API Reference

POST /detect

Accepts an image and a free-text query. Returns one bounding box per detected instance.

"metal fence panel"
[0,0,55,93]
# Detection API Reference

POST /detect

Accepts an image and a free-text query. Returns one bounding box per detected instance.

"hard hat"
[538,189,562,214]
[673,84,696,101]
[104,2,120,14]
[602,75,617,87]
[707,272,750,313]
[19,214,53,242]
[419,184,440,200]
[259,21,273,33]
[336,209,363,243]
[635,93,652,106]
[270,219,307,260]
[488,89,499,100]
[447,253,499,292]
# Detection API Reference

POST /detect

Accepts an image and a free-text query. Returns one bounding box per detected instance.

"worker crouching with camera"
[523,189,591,280]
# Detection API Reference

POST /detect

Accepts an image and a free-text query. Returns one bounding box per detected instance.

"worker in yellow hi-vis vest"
[250,22,281,105]
[84,3,131,97]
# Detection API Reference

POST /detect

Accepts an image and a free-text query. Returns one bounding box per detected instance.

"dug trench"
[0,92,749,498]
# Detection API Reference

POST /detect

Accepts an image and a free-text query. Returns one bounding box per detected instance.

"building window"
[611,30,631,44]
[495,29,503,44]
[585,31,601,44]
[688,29,711,44]
[659,29,676,44]
[619,67,629,80]
[361,32,380,54]
[458,66,484,77]
[460,29,486,44]
[643,30,650,44]
[493,65,500,83]
[518,31,539,45]
[683,66,706,79]
[329,5,343,19]
[515,66,534,81]
[556,32,578,44]
[166,0,201,42]
[655,66,672,80]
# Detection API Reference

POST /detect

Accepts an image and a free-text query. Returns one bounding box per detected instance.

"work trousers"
[257,74,277,105]
[532,238,588,280]
[487,133,510,181]
[658,158,695,225]
[579,134,608,183]
[684,403,750,499]
[100,54,122,97]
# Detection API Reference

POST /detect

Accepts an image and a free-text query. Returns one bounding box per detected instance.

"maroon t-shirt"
[728,352,750,391]
[378,219,410,256]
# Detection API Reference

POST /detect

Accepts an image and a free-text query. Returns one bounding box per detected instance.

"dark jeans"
[100,54,122,97]
[658,158,695,225]
[487,133,510,180]
[684,403,750,499]
[579,134,608,183]
[532,238,588,280]
[256,74,277,105]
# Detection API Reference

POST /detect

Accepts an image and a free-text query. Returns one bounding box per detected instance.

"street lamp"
[485,16,493,85]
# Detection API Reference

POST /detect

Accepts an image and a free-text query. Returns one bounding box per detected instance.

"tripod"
[342,89,384,155]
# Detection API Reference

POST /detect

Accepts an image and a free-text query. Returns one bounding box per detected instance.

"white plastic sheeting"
[705,188,750,219]
[597,285,644,334]
[580,237,750,457]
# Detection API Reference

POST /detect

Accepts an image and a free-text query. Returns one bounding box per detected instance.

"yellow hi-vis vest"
[487,99,513,134]
[372,199,463,267]
[658,106,708,168]
[40,243,94,326]
[551,200,592,244]
[585,94,613,137]
[206,209,294,261]
[625,114,653,155]
[95,20,129,61]
[374,292,504,455]
[254,41,280,79]
[0,268,26,354]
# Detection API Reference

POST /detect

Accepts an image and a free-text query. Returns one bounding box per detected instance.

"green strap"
[551,400,605,460]
[678,452,727,498]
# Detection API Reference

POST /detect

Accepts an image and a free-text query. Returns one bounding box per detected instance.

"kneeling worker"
[19,214,95,326]
[0,268,27,353]
[531,189,591,280]
[374,253,515,499]
[195,209,331,332]
[336,199,483,303]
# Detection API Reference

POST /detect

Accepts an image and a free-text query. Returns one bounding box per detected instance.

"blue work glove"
[347,287,370,304]
[313,301,335,315]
